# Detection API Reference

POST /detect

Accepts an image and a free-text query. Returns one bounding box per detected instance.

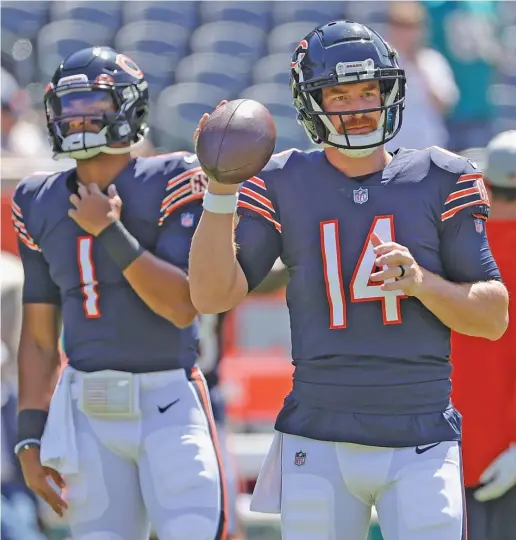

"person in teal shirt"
[425,0,499,151]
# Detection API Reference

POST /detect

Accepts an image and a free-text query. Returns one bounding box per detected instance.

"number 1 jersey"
[235,147,500,447]
[12,153,207,373]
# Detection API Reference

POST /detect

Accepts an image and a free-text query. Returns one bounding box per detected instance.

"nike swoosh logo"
[184,154,198,164]
[415,442,441,454]
[158,399,179,414]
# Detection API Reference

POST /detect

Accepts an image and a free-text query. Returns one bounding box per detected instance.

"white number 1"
[77,236,101,319]
[320,215,406,329]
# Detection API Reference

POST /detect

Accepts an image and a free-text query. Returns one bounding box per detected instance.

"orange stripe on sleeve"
[237,200,282,232]
[441,199,487,221]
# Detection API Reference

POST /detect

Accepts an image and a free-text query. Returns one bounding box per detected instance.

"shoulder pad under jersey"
[429,146,480,175]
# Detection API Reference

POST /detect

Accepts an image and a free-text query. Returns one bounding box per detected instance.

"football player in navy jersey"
[189,21,509,540]
[12,47,227,540]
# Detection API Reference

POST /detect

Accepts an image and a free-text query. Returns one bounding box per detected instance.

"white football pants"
[252,432,465,540]
[53,367,227,540]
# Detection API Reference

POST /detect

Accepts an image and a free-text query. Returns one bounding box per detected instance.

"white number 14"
[320,215,406,329]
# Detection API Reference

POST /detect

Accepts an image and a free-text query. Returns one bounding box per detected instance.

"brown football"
[196,99,276,185]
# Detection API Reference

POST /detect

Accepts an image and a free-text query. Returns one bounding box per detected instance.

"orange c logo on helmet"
[115,54,143,79]
[290,40,309,69]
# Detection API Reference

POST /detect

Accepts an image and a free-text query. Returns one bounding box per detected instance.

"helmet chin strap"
[53,127,145,161]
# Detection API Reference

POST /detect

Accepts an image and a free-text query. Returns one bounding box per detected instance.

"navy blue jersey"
[12,152,208,373]
[235,147,500,447]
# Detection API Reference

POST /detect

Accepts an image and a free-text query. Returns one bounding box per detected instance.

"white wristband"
[203,191,239,214]
[14,438,41,456]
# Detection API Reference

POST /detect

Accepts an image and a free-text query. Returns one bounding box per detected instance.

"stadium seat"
[253,53,291,85]
[190,21,267,62]
[239,82,310,152]
[123,1,199,30]
[344,2,389,25]
[37,21,114,81]
[272,2,345,26]
[267,22,320,55]
[200,1,271,30]
[50,2,122,31]
[115,21,190,94]
[240,83,293,118]
[1,1,49,39]
[155,82,228,151]
[175,53,251,97]
[273,120,312,153]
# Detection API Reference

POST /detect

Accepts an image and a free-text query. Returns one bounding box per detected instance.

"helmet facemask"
[292,59,406,158]
[45,78,148,161]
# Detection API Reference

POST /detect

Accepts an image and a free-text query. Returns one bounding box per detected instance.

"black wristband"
[17,409,48,443]
[96,221,145,271]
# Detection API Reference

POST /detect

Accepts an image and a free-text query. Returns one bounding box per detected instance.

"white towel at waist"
[40,366,79,475]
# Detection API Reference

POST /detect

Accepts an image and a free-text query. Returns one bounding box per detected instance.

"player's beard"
[336,114,378,136]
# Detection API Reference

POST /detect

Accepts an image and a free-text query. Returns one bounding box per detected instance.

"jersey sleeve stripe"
[445,186,480,204]
[11,200,23,218]
[160,183,191,211]
[247,177,266,190]
[159,192,204,226]
[240,186,275,213]
[166,167,203,191]
[457,173,483,184]
[441,199,489,221]
[237,200,282,232]
[11,201,42,251]
[11,216,41,251]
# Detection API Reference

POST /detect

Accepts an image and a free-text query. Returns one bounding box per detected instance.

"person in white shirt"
[386,1,459,151]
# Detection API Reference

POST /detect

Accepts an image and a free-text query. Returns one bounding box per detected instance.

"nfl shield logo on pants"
[353,187,369,204]
[294,451,306,466]
[474,218,484,233]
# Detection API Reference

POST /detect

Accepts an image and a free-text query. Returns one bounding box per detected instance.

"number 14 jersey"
[235,147,500,447]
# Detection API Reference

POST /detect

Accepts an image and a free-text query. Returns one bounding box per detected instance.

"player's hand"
[68,183,122,235]
[369,233,424,296]
[19,446,68,517]
[474,445,516,502]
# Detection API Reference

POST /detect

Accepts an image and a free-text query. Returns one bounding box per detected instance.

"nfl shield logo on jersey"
[181,212,194,228]
[294,451,306,466]
[353,187,369,204]
[474,218,484,234]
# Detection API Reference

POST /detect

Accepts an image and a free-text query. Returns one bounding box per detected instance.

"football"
[196,99,276,185]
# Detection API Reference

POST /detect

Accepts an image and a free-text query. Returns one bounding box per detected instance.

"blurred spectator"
[452,131,516,540]
[425,0,500,151]
[386,1,458,151]
[1,67,50,158]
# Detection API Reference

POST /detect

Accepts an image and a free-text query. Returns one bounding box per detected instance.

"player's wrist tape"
[17,409,48,444]
[14,439,41,456]
[96,221,145,271]
[203,191,239,214]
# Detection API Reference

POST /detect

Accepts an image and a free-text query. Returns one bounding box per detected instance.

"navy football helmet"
[44,46,149,160]
[290,20,406,157]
